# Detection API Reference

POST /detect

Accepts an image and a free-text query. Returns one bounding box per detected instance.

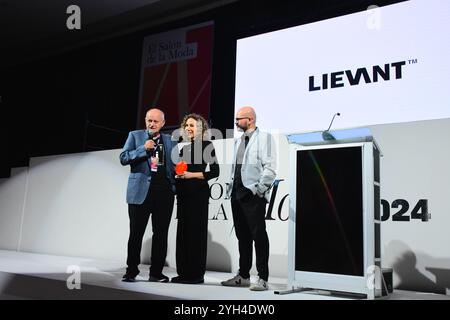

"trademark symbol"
[408,59,418,64]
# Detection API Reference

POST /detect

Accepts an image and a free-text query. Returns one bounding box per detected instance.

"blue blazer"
[120,130,176,204]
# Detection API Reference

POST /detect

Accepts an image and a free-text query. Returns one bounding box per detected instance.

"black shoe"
[186,277,204,284]
[122,271,138,282]
[122,274,136,282]
[171,276,204,284]
[149,273,169,283]
[170,276,184,283]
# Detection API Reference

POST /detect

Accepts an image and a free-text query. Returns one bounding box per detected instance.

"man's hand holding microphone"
[144,139,156,151]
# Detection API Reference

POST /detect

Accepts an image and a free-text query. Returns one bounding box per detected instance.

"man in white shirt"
[222,106,277,291]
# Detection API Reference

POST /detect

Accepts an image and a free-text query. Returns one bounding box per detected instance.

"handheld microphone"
[146,130,159,153]
[147,130,160,141]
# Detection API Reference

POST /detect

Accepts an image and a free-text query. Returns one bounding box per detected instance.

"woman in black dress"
[171,113,220,284]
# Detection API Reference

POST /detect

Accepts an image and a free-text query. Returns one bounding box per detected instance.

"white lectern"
[282,128,382,299]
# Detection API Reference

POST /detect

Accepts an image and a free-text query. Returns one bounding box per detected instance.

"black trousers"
[126,188,174,276]
[175,186,209,280]
[231,190,269,281]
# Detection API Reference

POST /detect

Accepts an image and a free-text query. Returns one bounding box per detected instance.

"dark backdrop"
[0,0,405,177]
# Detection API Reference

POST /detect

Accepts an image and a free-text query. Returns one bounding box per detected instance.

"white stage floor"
[1,250,449,300]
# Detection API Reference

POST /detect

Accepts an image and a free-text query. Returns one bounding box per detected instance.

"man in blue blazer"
[120,108,176,282]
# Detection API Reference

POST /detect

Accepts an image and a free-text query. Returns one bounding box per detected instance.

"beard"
[236,123,248,132]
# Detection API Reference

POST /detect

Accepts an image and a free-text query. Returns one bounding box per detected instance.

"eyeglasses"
[235,117,250,121]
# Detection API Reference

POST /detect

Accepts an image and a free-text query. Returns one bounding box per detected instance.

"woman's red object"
[176,161,187,175]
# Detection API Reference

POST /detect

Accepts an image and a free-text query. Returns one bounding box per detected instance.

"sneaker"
[221,274,250,287]
[249,278,268,291]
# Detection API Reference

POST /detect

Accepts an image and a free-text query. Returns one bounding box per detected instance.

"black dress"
[175,140,220,281]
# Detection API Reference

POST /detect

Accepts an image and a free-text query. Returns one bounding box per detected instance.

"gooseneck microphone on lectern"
[326,112,341,131]
[322,112,341,141]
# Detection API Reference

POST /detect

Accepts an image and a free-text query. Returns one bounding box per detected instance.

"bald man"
[120,108,176,283]
[222,106,277,291]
